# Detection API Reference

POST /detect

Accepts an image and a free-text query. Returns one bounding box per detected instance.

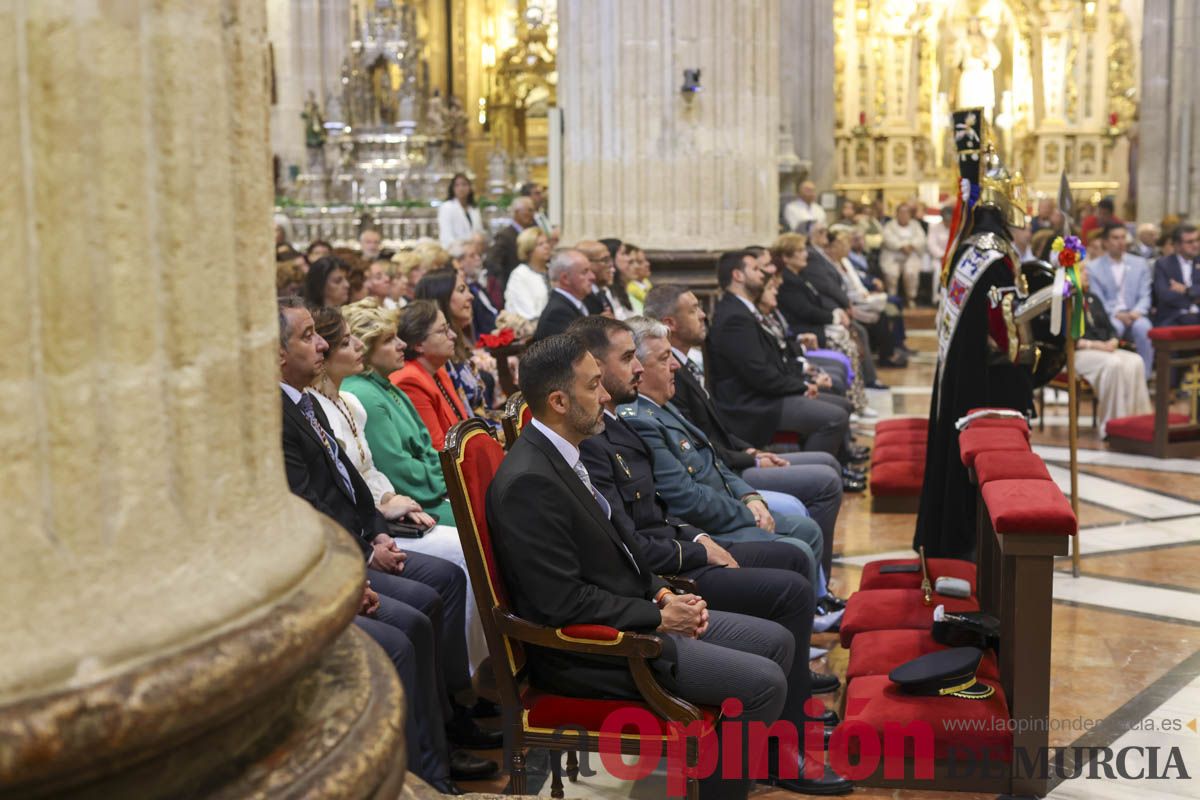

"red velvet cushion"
[1148,324,1200,341]
[523,690,718,735]
[875,417,928,433]
[559,624,621,642]
[958,427,1029,468]
[843,675,1012,762]
[875,429,929,448]
[845,629,999,681]
[869,461,925,496]
[1106,413,1196,443]
[859,558,977,593]
[981,479,1077,536]
[871,444,927,464]
[771,431,801,446]
[840,589,979,648]
[973,450,1052,484]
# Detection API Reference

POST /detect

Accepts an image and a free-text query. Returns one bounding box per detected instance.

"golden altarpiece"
[832,0,1138,207]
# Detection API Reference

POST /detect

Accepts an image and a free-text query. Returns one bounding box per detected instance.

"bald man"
[783,181,827,233]
[484,196,537,307]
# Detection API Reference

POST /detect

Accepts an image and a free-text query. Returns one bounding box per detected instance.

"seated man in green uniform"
[618,317,826,600]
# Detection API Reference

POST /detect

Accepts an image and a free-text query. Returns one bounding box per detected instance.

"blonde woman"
[503,227,552,320]
[339,298,488,672]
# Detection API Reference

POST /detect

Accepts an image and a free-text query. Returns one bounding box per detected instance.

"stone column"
[557,0,780,250]
[780,0,836,193]
[1137,0,1200,222]
[0,2,403,795]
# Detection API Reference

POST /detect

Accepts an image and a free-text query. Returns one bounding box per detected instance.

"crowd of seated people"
[273,174,1200,796]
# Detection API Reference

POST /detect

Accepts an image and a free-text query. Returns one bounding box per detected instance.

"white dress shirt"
[784,198,827,232]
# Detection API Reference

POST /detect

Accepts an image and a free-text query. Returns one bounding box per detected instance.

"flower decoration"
[476,327,516,349]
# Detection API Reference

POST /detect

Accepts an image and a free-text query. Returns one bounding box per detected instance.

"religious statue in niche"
[301,92,327,172]
[953,17,1001,121]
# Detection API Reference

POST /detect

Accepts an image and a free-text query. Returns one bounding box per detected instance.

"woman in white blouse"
[503,227,552,320]
[436,173,484,247]
[880,201,927,304]
[307,305,489,671]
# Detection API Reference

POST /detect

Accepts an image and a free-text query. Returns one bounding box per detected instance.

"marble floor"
[458,310,1200,799]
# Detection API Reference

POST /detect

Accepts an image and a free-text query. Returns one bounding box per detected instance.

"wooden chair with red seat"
[500,391,532,451]
[1106,324,1200,458]
[440,418,708,799]
[1036,371,1097,432]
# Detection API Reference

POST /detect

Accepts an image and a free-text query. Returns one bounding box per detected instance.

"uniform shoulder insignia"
[618,406,637,417]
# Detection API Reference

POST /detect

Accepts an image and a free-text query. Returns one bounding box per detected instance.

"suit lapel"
[525,426,636,566]
[282,390,356,504]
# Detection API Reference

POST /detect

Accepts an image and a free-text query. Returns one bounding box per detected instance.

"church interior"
[3,1,1199,799]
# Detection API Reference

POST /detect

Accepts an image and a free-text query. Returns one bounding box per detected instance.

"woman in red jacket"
[390,300,469,449]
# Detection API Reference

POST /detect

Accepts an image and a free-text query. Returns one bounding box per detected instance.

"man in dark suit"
[488,334,847,798]
[1153,223,1200,326]
[484,196,536,307]
[578,239,619,316]
[643,285,854,586]
[532,249,594,341]
[706,251,853,461]
[277,298,496,792]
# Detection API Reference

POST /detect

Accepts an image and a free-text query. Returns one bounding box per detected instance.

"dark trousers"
[356,596,451,784]
[693,541,816,724]
[741,452,843,576]
[777,393,850,461]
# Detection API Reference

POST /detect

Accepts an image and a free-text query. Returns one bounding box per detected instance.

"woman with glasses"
[391,300,470,450]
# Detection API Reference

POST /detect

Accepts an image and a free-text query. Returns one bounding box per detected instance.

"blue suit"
[619,395,823,590]
[1152,254,1200,327]
[1087,254,1155,377]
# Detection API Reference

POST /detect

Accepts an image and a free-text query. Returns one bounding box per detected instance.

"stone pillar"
[0,2,403,795]
[557,0,780,250]
[1137,0,1200,222]
[780,0,836,193]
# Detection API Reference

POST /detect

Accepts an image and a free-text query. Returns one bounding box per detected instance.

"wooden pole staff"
[1066,298,1081,577]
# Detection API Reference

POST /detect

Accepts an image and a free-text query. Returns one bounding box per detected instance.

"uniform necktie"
[299,393,356,502]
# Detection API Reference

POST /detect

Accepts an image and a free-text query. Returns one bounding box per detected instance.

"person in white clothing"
[308,304,489,672]
[783,180,827,232]
[503,227,552,321]
[436,173,485,247]
[880,201,927,303]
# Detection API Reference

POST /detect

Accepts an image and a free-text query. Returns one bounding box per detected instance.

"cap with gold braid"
[889,646,996,700]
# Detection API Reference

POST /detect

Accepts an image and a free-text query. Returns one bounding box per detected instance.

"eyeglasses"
[430,323,453,338]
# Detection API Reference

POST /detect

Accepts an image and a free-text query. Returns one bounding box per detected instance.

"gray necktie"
[685,357,706,391]
[573,459,638,573]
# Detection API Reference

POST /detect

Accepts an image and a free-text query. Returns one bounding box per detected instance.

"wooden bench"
[1106,324,1200,458]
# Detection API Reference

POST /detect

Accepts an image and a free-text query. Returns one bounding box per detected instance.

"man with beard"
[706,250,853,460]
[577,239,621,317]
[570,317,854,793]
[487,335,810,800]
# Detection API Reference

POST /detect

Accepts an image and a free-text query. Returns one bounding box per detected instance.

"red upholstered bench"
[1148,324,1200,341]
[869,461,925,513]
[875,429,929,448]
[871,444,926,464]
[980,479,1077,536]
[845,628,999,681]
[523,689,718,736]
[973,450,1052,484]
[859,557,977,593]
[1106,412,1193,443]
[842,675,1012,763]
[958,427,1029,470]
[875,417,927,434]
[840,589,979,648]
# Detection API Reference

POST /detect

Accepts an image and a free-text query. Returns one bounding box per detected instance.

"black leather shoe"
[449,750,499,780]
[767,760,854,795]
[811,670,840,694]
[847,445,871,463]
[429,778,466,795]
[471,697,501,718]
[842,475,866,493]
[842,466,866,481]
[445,712,504,749]
[865,380,890,390]
[821,592,847,612]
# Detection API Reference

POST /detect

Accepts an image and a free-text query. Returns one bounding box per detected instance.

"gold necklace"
[317,381,367,463]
